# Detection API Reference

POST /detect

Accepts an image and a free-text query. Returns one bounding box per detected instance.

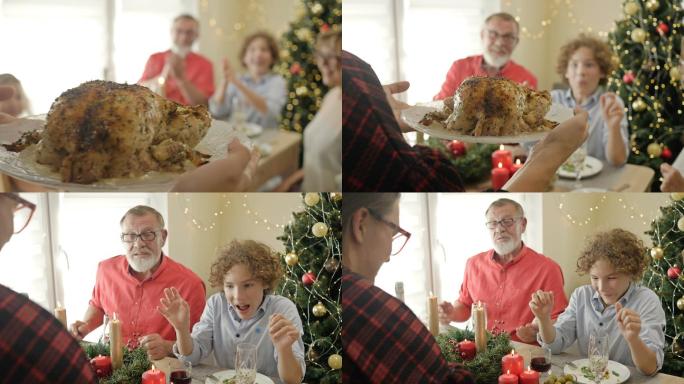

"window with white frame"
[0,0,196,114]
[0,193,166,340]
[342,0,499,104]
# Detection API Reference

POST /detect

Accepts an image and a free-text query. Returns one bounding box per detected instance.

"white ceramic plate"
[400,101,574,143]
[571,188,608,193]
[557,156,604,179]
[234,122,263,137]
[0,116,251,191]
[206,369,274,384]
[564,359,630,384]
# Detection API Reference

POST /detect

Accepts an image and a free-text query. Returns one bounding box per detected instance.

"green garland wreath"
[436,328,511,384]
[425,138,497,184]
[82,342,151,384]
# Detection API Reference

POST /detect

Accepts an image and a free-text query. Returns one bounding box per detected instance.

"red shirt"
[457,244,568,342]
[434,55,538,100]
[89,255,206,346]
[139,50,215,105]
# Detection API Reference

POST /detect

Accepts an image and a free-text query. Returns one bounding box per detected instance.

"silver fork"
[206,373,221,383]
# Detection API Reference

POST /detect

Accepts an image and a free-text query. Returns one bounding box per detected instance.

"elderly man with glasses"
[0,193,97,382]
[438,198,568,344]
[69,205,206,360]
[433,12,538,100]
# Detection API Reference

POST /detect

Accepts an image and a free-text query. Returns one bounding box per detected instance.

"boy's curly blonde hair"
[576,228,649,280]
[209,240,283,292]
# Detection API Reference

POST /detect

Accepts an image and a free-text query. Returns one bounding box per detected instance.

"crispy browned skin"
[33,80,211,183]
[424,76,555,136]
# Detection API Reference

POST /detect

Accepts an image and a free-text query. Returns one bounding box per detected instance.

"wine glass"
[170,361,192,384]
[569,146,587,189]
[235,342,257,384]
[588,330,609,384]
[530,347,552,379]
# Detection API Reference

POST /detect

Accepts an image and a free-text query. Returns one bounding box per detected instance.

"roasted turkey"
[422,76,556,136]
[16,80,212,183]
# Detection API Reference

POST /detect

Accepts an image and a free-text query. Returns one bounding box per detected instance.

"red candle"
[498,370,519,384]
[491,162,511,190]
[520,366,540,384]
[502,349,524,376]
[492,144,513,169]
[509,158,523,175]
[142,365,165,384]
[90,355,112,378]
[457,339,476,360]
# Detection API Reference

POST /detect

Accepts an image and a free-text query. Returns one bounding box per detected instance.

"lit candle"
[90,355,112,378]
[492,144,513,169]
[509,158,524,175]
[54,302,67,328]
[142,365,166,384]
[110,312,123,370]
[428,292,439,337]
[472,301,487,352]
[520,366,540,384]
[498,370,519,384]
[457,339,476,361]
[501,349,524,376]
[491,162,511,191]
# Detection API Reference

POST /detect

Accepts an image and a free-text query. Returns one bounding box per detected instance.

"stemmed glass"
[588,330,609,384]
[235,342,257,384]
[530,347,552,380]
[569,146,587,189]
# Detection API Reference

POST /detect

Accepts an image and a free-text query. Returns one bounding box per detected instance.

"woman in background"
[0,74,31,118]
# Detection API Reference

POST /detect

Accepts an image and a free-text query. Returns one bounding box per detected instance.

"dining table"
[511,341,684,383]
[153,357,283,384]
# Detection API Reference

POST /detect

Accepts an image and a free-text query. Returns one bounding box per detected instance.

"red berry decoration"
[302,271,316,286]
[622,71,635,84]
[657,22,669,36]
[290,62,302,75]
[448,140,467,157]
[661,146,673,160]
[668,265,681,279]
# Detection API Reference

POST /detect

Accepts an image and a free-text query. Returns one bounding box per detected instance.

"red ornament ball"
[657,22,669,36]
[290,62,302,75]
[622,71,635,84]
[668,266,681,279]
[302,271,316,286]
[447,140,467,157]
[662,146,673,160]
[320,23,330,33]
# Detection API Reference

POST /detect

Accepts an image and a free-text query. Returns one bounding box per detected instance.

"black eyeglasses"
[368,209,411,255]
[485,217,522,230]
[121,230,161,243]
[486,29,518,44]
[2,193,36,234]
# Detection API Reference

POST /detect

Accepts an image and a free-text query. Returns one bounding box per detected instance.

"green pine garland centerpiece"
[425,137,497,184]
[436,328,511,384]
[82,342,151,384]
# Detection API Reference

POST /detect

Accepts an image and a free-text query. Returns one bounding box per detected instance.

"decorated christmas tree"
[643,193,684,376]
[607,0,684,190]
[277,193,342,383]
[276,0,341,132]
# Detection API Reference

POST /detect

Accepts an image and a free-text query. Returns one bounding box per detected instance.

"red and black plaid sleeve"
[342,270,474,384]
[0,284,97,383]
[342,50,465,192]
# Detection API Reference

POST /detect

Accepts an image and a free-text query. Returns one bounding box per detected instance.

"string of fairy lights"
[557,193,669,227]
[198,0,268,42]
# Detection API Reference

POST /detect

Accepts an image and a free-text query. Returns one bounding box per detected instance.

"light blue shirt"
[538,283,665,374]
[209,73,287,129]
[551,87,629,163]
[173,293,306,379]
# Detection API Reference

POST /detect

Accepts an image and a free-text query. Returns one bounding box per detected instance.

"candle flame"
[511,349,515,354]
[113,312,118,321]
[527,365,531,370]
[499,144,504,151]
[57,301,62,308]
[507,369,511,375]
[151,364,156,370]
[498,162,503,169]
[429,291,434,297]
[516,158,521,165]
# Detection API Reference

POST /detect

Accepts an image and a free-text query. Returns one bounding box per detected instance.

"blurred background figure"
[0,74,31,118]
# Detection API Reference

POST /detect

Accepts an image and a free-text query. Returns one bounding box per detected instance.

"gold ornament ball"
[671,193,684,201]
[645,0,659,11]
[671,67,682,81]
[651,246,664,260]
[678,297,684,311]
[285,252,299,266]
[631,28,646,43]
[312,222,329,237]
[330,192,343,202]
[304,192,321,206]
[328,353,342,370]
[647,142,662,157]
[313,301,327,317]
[678,217,684,231]
[632,98,646,112]
[624,1,639,15]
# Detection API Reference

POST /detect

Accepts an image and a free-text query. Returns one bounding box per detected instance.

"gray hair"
[120,205,165,229]
[484,12,520,36]
[485,198,524,218]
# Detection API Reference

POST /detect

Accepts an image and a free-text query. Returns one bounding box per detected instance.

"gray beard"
[483,51,510,69]
[171,44,190,58]
[128,255,159,273]
[493,239,519,256]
